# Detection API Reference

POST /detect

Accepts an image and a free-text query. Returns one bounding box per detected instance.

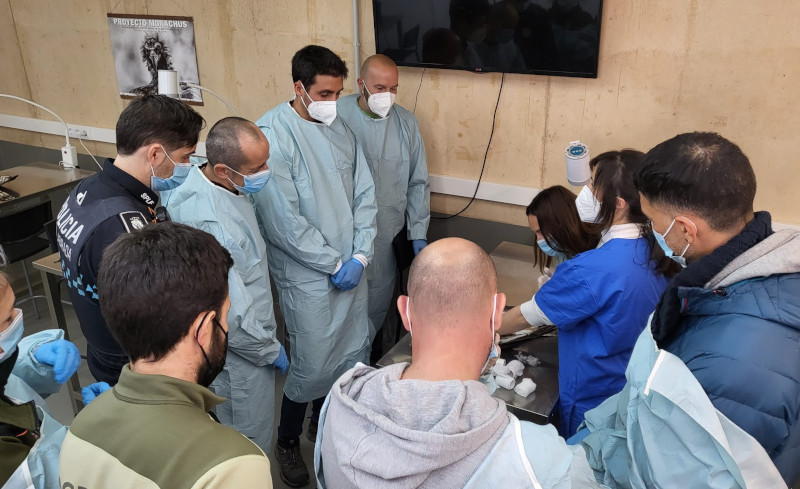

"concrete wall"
[2,0,799,227]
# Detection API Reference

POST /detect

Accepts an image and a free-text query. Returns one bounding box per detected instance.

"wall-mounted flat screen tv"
[373,0,603,78]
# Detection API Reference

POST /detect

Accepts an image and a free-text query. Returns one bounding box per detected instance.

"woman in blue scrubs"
[501,150,680,438]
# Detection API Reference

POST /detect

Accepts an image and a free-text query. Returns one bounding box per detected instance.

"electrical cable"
[433,72,505,220]
[78,137,103,171]
[412,68,426,114]
[0,93,70,147]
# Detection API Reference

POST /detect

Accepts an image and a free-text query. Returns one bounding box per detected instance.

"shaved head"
[407,238,497,326]
[360,54,397,78]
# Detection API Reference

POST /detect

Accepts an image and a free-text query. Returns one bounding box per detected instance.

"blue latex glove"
[272,345,289,375]
[412,239,428,256]
[33,339,81,384]
[331,258,364,291]
[82,382,111,405]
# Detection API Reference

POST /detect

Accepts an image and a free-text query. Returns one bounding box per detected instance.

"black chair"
[0,202,53,318]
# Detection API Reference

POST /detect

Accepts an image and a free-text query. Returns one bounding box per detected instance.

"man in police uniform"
[56,95,204,384]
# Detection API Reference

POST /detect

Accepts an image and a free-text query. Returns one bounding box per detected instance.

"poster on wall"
[107,14,202,104]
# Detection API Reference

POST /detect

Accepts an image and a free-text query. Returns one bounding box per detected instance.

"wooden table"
[377,241,559,425]
[32,252,84,415]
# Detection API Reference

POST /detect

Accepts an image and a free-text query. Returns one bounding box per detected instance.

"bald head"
[408,238,497,325]
[361,54,397,79]
[205,117,267,172]
[359,55,399,99]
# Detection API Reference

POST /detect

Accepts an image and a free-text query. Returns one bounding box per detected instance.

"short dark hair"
[291,45,348,90]
[635,132,756,231]
[526,186,599,272]
[206,117,264,171]
[116,95,205,156]
[98,222,233,363]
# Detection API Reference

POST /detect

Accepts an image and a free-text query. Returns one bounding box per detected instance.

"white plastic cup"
[157,70,179,98]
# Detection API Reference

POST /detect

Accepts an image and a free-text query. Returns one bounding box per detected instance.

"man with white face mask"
[337,54,430,363]
[0,271,105,488]
[314,238,603,488]
[252,44,377,487]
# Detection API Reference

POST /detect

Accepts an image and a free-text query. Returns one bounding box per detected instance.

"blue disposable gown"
[163,166,280,453]
[252,101,377,403]
[578,324,787,489]
[534,238,668,437]
[5,330,70,489]
[336,95,430,341]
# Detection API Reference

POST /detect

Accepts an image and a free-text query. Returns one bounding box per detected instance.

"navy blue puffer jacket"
[664,230,800,486]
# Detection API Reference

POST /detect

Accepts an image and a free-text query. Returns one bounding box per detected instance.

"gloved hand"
[34,339,81,384]
[331,258,364,291]
[272,345,289,375]
[537,266,554,288]
[412,239,428,256]
[82,382,111,405]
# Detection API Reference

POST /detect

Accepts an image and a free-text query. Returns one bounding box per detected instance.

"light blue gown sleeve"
[350,141,378,261]
[10,329,64,398]
[254,148,343,275]
[403,115,430,241]
[195,221,281,366]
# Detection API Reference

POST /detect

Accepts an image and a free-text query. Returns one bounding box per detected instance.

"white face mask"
[300,82,337,126]
[0,309,24,361]
[364,84,395,118]
[575,185,601,223]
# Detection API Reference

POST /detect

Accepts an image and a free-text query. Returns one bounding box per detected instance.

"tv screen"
[373,0,603,78]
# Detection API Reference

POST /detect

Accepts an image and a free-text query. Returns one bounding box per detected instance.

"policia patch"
[119,211,149,233]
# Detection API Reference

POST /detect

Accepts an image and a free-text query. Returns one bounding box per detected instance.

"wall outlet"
[68,126,90,139]
[62,144,78,168]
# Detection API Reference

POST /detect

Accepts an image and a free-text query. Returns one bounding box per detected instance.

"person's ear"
[357,78,364,92]
[212,163,229,180]
[615,196,627,211]
[192,310,216,346]
[293,81,304,98]
[675,216,699,245]
[397,295,410,332]
[493,293,506,329]
[145,143,163,166]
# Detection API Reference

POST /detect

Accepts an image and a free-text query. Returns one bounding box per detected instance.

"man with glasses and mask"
[164,117,287,455]
[337,54,431,363]
[59,222,273,489]
[56,94,204,385]
[251,45,377,487]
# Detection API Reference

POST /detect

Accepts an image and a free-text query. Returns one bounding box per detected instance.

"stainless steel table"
[377,241,559,425]
[32,252,84,415]
[0,162,95,218]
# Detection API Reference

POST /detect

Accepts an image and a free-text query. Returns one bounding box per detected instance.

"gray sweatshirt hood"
[319,362,509,488]
[707,229,800,288]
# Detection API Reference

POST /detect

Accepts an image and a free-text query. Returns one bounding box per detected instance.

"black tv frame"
[372,0,604,79]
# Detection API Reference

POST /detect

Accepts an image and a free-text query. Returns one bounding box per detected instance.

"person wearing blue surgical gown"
[250,45,377,487]
[337,54,430,358]
[163,118,284,454]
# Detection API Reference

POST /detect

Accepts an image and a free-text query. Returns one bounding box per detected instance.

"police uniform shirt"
[56,158,158,384]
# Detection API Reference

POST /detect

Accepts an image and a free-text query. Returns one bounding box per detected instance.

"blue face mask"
[151,145,192,192]
[225,165,271,194]
[481,294,499,374]
[538,238,569,259]
[653,218,691,268]
[0,309,23,361]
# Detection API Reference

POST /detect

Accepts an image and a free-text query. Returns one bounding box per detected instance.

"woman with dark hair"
[501,150,679,438]
[526,185,599,278]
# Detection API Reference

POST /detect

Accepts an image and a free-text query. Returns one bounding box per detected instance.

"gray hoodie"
[318,362,509,488]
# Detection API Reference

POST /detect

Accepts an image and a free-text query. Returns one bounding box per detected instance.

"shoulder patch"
[119,211,149,233]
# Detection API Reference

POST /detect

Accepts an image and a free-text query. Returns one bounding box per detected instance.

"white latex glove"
[537,266,554,288]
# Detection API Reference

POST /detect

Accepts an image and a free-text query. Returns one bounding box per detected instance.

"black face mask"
[0,348,19,396]
[196,316,228,388]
